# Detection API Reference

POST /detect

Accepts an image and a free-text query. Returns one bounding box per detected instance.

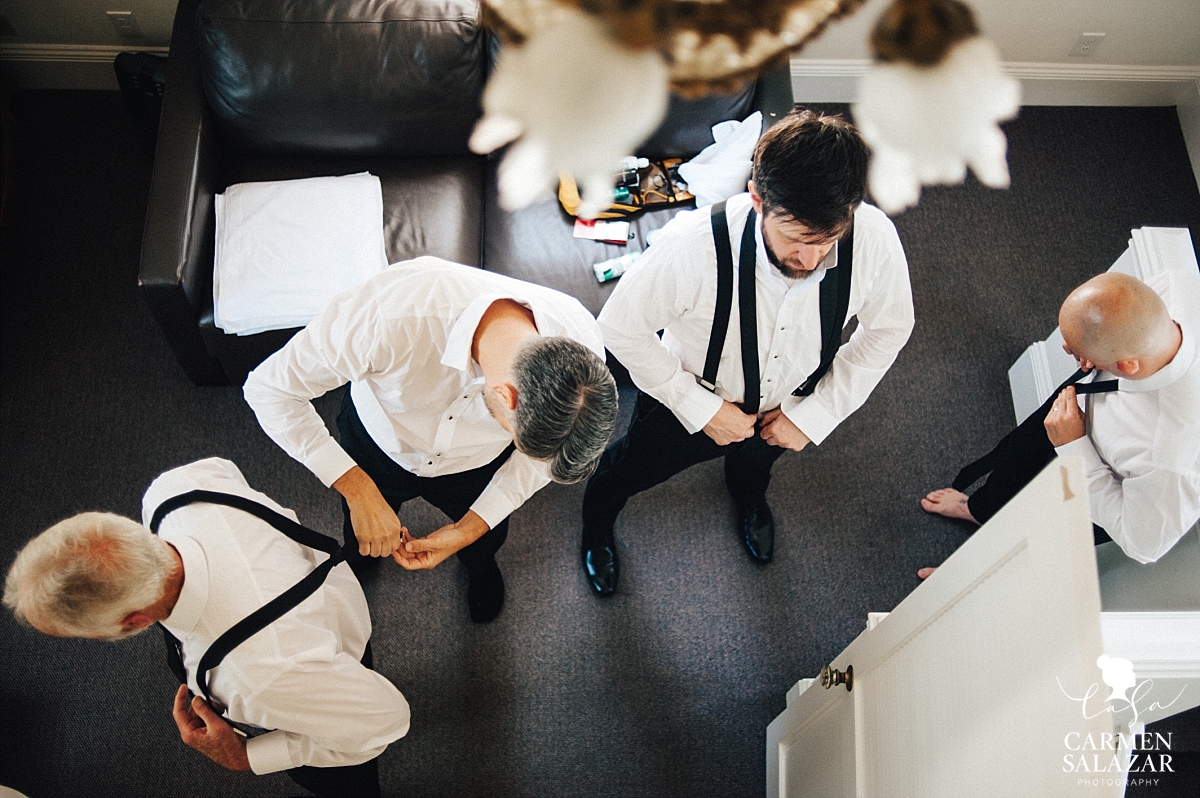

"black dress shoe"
[467,558,505,623]
[581,534,618,597]
[737,501,775,562]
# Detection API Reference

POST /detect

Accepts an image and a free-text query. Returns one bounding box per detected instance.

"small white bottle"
[593,251,641,283]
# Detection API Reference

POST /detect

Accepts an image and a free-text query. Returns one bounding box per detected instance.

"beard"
[764,236,820,281]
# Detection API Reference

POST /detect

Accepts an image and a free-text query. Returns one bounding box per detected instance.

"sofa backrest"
[199,0,487,156]
[636,85,758,160]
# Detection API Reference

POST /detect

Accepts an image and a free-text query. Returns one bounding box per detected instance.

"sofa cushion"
[220,154,485,266]
[200,153,485,384]
[199,0,486,156]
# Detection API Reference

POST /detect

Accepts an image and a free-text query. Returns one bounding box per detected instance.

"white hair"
[3,512,174,639]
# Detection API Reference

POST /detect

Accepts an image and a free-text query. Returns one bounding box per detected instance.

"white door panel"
[768,458,1121,798]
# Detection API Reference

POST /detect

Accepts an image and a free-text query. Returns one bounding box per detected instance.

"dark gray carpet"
[2,92,1199,797]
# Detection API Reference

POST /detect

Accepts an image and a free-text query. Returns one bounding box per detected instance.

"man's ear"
[493,382,518,411]
[121,611,157,633]
[748,181,763,214]
[1115,358,1140,377]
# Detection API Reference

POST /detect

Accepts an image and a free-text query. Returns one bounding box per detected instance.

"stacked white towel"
[213,172,389,335]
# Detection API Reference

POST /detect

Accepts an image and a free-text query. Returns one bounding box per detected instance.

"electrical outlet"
[106,10,143,39]
[1069,32,1105,58]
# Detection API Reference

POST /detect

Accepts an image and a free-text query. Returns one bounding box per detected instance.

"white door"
[768,457,1122,798]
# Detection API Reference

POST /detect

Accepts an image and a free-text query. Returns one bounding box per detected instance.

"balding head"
[1059,272,1179,378]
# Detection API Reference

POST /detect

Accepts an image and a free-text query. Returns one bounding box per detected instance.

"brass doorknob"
[820,664,853,692]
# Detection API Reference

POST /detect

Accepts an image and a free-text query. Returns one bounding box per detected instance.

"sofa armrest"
[138,0,226,384]
[754,61,796,134]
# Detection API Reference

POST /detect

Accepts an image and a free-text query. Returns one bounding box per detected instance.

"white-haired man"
[923,268,1200,567]
[3,458,409,797]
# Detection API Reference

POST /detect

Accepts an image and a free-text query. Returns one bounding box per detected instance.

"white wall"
[791,0,1200,190]
[0,0,173,89]
[801,0,1200,65]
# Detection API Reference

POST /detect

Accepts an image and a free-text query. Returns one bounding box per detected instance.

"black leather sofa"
[139,0,794,385]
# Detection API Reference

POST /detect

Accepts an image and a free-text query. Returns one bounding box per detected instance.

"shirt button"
[779,327,786,331]
[427,461,433,466]
[448,416,454,420]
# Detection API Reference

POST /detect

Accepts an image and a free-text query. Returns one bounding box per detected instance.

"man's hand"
[702,401,757,446]
[395,511,490,570]
[171,685,252,772]
[1044,385,1086,447]
[333,467,406,558]
[759,408,812,451]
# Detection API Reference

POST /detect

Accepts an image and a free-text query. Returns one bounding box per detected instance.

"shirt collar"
[442,293,543,375]
[159,535,209,640]
[1119,317,1196,393]
[754,210,833,290]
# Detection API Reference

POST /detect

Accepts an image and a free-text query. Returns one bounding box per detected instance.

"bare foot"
[920,488,978,523]
[917,567,938,580]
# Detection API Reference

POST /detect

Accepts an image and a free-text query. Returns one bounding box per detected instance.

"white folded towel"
[213,172,389,335]
[677,111,762,207]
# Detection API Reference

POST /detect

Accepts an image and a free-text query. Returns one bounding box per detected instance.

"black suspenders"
[151,490,345,704]
[795,223,854,397]
[703,202,855,408]
[703,200,761,414]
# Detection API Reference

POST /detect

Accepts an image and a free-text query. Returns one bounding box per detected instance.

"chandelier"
[472,0,1021,216]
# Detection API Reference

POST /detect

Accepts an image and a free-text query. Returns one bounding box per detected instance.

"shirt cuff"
[307,438,359,488]
[246,730,296,775]
[469,491,514,531]
[671,387,725,434]
[782,397,838,445]
[1054,436,1100,467]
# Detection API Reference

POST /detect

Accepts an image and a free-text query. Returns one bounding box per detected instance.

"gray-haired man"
[4,457,409,797]
[244,257,618,622]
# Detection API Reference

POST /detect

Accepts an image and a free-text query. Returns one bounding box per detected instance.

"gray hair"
[512,337,618,483]
[3,512,175,639]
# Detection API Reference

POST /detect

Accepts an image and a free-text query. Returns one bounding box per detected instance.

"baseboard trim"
[0,43,169,90]
[792,58,1200,193]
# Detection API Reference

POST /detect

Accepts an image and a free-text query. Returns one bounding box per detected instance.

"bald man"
[922,268,1200,566]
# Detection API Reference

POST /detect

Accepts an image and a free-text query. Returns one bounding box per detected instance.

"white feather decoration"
[853,36,1020,215]
[470,8,671,218]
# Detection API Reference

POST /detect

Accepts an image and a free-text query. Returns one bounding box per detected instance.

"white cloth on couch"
[213,172,389,335]
[676,111,761,208]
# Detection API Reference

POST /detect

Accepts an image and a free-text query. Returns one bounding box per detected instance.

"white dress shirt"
[243,258,606,528]
[1056,268,1200,563]
[145,458,410,774]
[598,194,914,443]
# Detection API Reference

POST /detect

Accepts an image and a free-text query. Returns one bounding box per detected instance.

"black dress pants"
[582,391,787,538]
[954,391,1112,545]
[959,422,1059,524]
[336,392,511,571]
